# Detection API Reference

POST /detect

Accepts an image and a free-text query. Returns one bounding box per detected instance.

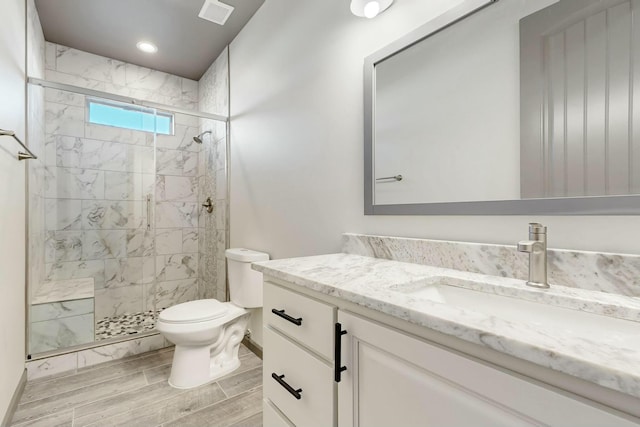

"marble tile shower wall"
[26,0,47,299]
[43,94,203,323]
[197,118,227,300]
[27,86,46,300]
[45,91,147,322]
[153,112,201,310]
[44,42,198,110]
[41,42,203,325]
[198,48,229,301]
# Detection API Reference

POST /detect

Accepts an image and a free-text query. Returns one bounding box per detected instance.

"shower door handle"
[146,194,152,230]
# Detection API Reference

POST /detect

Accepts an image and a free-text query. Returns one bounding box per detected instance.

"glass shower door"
[27,83,213,356]
[91,100,158,340]
[28,87,158,354]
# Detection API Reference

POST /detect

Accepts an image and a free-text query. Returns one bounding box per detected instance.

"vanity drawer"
[264,398,295,427]
[264,281,335,359]
[263,326,334,427]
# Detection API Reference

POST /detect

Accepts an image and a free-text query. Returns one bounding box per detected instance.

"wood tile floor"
[11,345,263,427]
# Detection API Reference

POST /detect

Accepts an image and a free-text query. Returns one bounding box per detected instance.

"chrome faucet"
[517,223,549,289]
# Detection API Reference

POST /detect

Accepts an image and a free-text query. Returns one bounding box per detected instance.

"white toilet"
[157,248,269,389]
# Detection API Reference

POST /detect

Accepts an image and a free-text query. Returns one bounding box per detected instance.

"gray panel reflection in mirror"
[521,0,640,199]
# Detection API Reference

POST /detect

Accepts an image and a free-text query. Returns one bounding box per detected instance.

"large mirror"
[365,0,640,214]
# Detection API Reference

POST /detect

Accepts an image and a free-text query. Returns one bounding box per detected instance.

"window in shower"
[87,98,174,135]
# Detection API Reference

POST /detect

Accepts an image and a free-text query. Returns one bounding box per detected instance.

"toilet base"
[168,353,241,389]
[167,312,250,389]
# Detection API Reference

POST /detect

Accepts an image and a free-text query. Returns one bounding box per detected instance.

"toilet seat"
[159,299,229,324]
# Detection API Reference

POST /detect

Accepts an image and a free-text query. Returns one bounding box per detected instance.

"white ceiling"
[34,0,264,80]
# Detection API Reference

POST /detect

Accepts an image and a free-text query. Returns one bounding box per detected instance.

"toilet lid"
[159,299,229,324]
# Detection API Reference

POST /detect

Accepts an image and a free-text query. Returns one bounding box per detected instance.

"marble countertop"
[253,253,640,399]
[33,278,95,305]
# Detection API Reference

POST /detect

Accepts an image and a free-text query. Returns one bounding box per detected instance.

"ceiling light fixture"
[350,0,393,18]
[136,41,158,54]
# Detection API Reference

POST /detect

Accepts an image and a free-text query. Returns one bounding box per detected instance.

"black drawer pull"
[271,309,302,326]
[334,322,347,383]
[271,373,302,400]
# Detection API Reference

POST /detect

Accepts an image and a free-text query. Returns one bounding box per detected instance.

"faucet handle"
[517,241,535,253]
[528,223,547,234]
[519,223,549,289]
[518,240,533,252]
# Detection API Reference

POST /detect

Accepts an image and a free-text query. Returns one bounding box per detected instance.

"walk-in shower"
[26,79,228,358]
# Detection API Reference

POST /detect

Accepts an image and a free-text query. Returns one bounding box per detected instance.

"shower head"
[193,131,212,144]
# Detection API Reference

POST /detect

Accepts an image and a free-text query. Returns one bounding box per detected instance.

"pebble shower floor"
[95,309,164,340]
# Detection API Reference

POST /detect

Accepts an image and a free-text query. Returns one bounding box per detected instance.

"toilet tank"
[225,248,269,308]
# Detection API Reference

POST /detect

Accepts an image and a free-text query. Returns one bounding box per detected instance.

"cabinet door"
[337,311,637,427]
[264,399,295,427]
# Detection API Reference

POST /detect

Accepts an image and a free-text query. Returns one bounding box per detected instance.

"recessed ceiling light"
[136,41,158,54]
[363,1,380,18]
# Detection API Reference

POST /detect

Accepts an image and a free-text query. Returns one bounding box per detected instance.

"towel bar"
[0,129,37,160]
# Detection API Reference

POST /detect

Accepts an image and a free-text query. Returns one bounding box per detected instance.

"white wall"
[0,0,26,418]
[374,0,557,205]
[375,0,517,205]
[229,0,640,262]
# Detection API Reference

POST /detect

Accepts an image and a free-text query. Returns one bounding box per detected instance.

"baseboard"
[242,336,263,360]
[2,368,26,427]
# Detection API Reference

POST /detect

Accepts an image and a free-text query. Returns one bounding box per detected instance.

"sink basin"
[390,277,640,349]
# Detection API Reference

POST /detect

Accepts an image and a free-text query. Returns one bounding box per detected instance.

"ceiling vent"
[198,0,235,26]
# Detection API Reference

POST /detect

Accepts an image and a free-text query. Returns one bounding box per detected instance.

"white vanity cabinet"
[263,280,640,427]
[337,311,638,427]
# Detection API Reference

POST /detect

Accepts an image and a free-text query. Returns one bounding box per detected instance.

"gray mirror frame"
[363,0,640,215]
